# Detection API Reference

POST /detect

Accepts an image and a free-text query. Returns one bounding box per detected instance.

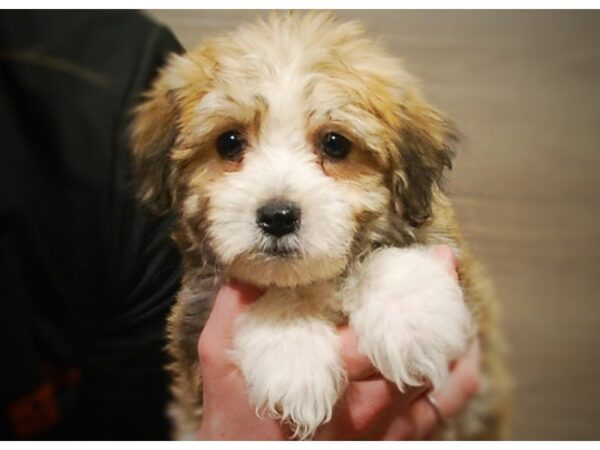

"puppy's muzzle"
[256,200,301,238]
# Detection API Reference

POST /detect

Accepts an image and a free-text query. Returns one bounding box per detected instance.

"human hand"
[196,281,287,439]
[313,327,480,440]
[197,245,480,440]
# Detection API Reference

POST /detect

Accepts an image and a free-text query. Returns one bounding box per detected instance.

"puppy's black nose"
[256,200,301,238]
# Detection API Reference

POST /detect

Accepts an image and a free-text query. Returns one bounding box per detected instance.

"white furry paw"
[233,305,343,439]
[345,247,471,391]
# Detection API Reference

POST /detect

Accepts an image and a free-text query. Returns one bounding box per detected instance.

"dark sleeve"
[0,11,184,439]
[70,20,185,440]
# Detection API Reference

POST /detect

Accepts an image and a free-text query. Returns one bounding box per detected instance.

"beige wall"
[148,10,600,440]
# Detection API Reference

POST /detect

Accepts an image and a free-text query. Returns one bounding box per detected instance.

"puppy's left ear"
[393,92,458,227]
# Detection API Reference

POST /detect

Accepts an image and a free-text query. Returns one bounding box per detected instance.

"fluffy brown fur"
[131,12,511,439]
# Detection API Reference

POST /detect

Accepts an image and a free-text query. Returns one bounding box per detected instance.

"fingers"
[328,324,427,440]
[196,282,289,440]
[198,281,264,372]
[357,381,427,440]
[378,414,415,440]
[347,378,424,427]
[433,340,481,418]
[338,325,378,380]
[433,244,458,281]
[408,340,481,439]
[316,376,419,440]
[331,338,479,442]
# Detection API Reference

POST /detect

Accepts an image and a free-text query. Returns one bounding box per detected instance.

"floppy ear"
[393,93,458,227]
[130,66,180,214]
[131,49,210,215]
[130,96,175,213]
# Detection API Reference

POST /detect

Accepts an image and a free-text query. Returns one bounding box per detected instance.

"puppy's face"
[132,13,455,287]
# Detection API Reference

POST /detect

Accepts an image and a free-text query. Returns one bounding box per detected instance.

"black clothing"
[0,11,183,439]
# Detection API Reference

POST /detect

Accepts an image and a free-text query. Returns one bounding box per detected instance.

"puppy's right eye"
[216,130,246,160]
[320,132,351,160]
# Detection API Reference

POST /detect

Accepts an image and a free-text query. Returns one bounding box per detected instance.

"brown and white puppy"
[131,12,511,440]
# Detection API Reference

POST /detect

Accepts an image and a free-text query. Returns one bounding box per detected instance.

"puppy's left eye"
[216,130,246,160]
[320,132,351,160]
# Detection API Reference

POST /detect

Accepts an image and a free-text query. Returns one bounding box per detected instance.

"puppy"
[131,12,511,440]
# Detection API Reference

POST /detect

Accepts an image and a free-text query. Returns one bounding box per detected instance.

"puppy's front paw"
[233,312,343,439]
[346,247,471,391]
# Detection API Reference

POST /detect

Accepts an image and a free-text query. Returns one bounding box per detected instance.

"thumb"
[198,281,264,369]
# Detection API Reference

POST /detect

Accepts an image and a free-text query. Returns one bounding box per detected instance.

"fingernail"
[434,245,458,279]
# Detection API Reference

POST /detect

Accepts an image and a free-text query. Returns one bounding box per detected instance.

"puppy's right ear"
[130,65,178,214]
[130,54,199,214]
